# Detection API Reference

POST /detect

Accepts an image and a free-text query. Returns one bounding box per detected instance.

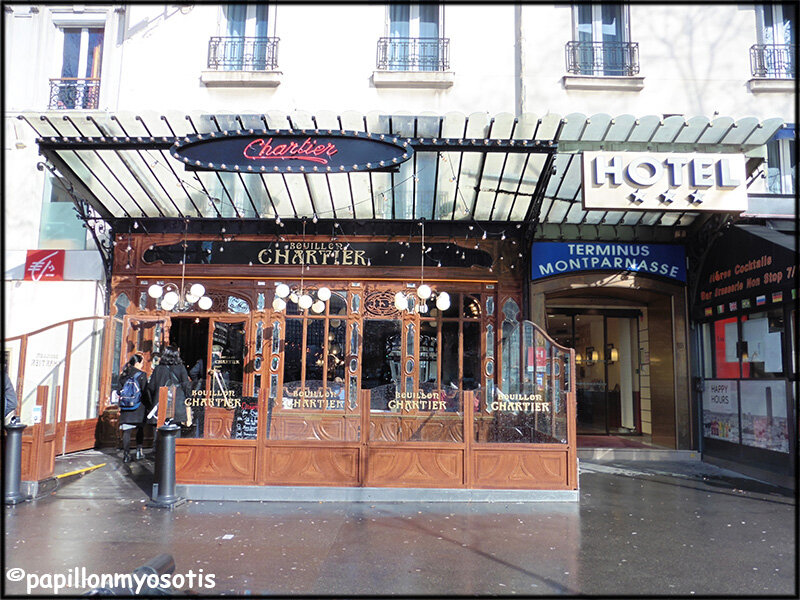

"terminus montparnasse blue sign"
[531,242,687,283]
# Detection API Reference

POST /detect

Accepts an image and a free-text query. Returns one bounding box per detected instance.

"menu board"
[231,396,258,440]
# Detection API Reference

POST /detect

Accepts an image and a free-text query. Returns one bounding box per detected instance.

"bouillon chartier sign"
[142,240,493,269]
[170,130,413,173]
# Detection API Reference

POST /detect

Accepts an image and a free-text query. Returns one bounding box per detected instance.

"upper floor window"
[377,4,448,71]
[566,4,638,76]
[765,127,796,194]
[207,4,278,71]
[49,26,103,109]
[751,3,795,78]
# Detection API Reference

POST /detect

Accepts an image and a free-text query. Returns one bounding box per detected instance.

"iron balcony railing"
[207,36,279,71]
[376,37,450,71]
[565,41,640,76]
[48,78,101,109]
[750,44,795,78]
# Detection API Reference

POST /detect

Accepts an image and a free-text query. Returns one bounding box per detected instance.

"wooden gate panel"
[366,447,463,487]
[472,448,570,489]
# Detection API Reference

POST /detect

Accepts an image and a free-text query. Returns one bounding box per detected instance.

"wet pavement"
[3,449,796,597]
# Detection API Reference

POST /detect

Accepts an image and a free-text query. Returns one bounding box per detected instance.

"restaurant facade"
[4,4,796,495]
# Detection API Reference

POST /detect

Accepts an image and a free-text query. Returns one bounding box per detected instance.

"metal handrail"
[750,44,796,78]
[565,40,640,76]
[48,78,101,109]
[207,36,280,71]
[376,36,450,71]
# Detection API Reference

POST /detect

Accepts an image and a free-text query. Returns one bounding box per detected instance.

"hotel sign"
[582,151,747,212]
[170,130,412,173]
[531,242,686,282]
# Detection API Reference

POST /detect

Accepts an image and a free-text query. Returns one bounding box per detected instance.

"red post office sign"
[24,249,65,281]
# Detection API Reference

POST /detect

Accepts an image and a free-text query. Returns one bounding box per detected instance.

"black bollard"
[4,420,28,505]
[148,421,185,509]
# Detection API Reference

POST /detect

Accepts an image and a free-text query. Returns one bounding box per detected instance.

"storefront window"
[186,320,254,439]
[270,292,358,442]
[741,310,785,378]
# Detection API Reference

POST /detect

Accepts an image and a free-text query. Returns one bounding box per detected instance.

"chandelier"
[272,218,330,314]
[393,220,450,314]
[147,221,213,312]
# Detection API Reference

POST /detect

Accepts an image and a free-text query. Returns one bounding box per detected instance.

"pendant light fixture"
[272,218,330,314]
[394,220,450,314]
[148,220,213,312]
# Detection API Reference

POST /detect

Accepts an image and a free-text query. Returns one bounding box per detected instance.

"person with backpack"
[118,354,150,463]
[147,345,192,433]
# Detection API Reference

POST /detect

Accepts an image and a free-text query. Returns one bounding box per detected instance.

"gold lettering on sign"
[488,392,550,413]
[185,389,242,409]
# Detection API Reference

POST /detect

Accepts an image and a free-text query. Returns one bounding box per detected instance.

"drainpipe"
[515,4,525,117]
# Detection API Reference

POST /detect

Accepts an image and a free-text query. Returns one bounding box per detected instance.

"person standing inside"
[118,354,150,462]
[4,370,18,425]
[147,345,192,431]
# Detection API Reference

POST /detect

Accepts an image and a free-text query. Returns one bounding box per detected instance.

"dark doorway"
[169,317,210,373]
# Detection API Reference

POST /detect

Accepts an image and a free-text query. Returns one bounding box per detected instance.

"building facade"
[4,3,796,491]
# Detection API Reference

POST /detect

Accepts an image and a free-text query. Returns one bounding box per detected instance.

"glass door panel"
[574,314,606,434]
[199,320,251,439]
[606,317,639,434]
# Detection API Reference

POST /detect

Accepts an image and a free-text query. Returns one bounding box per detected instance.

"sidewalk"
[3,449,796,596]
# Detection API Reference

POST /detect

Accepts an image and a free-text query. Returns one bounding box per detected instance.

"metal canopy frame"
[22,110,785,239]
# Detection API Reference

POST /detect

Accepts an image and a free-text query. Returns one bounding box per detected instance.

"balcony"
[565,41,640,76]
[376,37,450,71]
[750,42,795,85]
[373,37,453,89]
[201,36,281,87]
[48,78,100,110]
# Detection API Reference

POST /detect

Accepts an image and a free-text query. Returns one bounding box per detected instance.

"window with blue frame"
[386,4,443,71]
[765,126,796,194]
[569,4,636,76]
[221,4,271,71]
[754,3,795,78]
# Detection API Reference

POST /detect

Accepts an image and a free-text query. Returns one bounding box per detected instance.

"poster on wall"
[702,379,739,443]
[739,380,789,453]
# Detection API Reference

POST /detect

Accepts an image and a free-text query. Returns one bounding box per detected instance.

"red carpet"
[577,435,654,448]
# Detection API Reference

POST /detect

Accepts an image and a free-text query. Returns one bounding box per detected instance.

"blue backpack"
[119,376,142,411]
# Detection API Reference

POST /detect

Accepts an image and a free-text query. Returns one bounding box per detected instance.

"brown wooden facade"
[101,232,578,490]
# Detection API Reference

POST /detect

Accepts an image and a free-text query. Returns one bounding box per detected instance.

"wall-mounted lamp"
[606,343,619,364]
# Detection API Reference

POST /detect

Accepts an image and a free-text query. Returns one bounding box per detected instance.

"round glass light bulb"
[394,291,407,311]
[161,300,177,311]
[289,292,299,304]
[298,294,313,310]
[163,291,179,305]
[275,283,290,298]
[185,293,199,304]
[417,284,432,300]
[148,284,164,298]
[311,300,325,313]
[272,297,286,312]
[317,286,331,301]
[197,296,213,310]
[436,292,451,311]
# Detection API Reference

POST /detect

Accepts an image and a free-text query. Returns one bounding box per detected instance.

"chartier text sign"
[582,151,747,212]
[170,130,413,173]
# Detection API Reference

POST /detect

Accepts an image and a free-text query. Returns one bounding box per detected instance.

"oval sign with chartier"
[170,130,413,174]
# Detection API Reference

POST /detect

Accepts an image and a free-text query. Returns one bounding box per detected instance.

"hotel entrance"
[546,310,641,435]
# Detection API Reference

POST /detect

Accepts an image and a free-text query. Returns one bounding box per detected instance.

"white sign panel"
[582,151,747,212]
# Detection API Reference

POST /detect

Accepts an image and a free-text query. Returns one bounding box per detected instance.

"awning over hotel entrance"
[21,110,784,239]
